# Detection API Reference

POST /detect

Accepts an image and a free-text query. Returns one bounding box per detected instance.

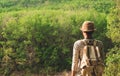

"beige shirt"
[71,39,104,72]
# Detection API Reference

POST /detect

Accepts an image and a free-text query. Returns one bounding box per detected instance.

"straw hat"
[80,21,96,32]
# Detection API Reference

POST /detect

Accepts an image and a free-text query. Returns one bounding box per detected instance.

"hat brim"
[80,28,96,32]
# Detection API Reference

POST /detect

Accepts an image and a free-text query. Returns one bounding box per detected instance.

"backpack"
[80,39,105,69]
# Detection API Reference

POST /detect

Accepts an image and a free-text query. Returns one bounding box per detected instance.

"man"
[71,21,105,76]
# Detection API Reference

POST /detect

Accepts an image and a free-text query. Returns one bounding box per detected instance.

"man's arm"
[71,71,76,76]
[71,41,80,76]
[71,70,76,76]
[99,41,105,60]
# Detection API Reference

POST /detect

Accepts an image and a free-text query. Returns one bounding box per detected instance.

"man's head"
[80,21,96,39]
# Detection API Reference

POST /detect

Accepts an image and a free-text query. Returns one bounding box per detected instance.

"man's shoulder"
[74,39,84,46]
[74,39,103,46]
[73,39,85,50]
[95,40,103,46]
[95,40,103,43]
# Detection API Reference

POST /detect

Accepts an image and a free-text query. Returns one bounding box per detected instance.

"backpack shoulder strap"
[93,40,99,61]
[94,40,104,60]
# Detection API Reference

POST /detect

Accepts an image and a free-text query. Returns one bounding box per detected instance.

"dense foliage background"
[0,0,119,76]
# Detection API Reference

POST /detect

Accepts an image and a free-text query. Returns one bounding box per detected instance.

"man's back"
[72,39,105,72]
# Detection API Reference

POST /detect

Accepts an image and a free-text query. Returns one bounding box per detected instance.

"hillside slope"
[0,0,115,13]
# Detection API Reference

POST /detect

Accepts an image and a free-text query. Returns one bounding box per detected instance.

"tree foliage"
[0,0,118,76]
[0,0,115,13]
[0,10,107,75]
[104,0,120,76]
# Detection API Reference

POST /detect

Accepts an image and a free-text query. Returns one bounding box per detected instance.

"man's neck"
[84,36,93,39]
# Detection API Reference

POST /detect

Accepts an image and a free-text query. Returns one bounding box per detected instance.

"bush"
[0,10,107,74]
[105,1,120,76]
[104,47,120,76]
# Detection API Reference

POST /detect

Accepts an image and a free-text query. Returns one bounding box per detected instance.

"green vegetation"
[104,0,120,76]
[0,0,119,76]
[0,0,115,13]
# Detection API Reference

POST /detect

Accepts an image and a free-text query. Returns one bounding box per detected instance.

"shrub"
[0,10,107,74]
[105,0,120,75]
